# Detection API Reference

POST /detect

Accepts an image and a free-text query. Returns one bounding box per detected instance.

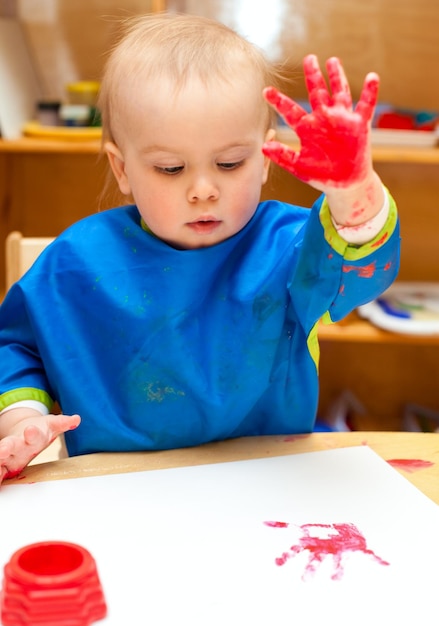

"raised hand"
[263,54,379,193]
[0,412,80,484]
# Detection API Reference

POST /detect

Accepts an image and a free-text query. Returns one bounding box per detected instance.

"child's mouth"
[187,219,221,234]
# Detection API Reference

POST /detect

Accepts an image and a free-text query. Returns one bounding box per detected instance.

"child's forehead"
[119,70,266,114]
[108,53,274,142]
[125,54,263,90]
[112,72,269,147]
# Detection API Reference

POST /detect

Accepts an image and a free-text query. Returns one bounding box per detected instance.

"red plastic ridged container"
[0,541,107,625]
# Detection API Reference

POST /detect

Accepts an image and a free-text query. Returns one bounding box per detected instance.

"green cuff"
[0,388,53,412]
[319,188,398,261]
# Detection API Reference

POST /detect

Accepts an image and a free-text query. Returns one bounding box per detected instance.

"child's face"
[106,75,274,249]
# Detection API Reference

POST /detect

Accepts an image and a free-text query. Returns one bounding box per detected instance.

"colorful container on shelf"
[66,81,100,107]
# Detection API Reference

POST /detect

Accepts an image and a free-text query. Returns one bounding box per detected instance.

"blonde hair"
[98,13,283,145]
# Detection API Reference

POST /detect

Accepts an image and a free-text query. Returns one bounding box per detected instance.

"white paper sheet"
[1,446,438,625]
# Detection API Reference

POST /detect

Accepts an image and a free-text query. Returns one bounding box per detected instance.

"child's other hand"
[262,54,379,194]
[0,412,80,485]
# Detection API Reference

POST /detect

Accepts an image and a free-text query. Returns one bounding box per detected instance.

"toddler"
[0,14,399,483]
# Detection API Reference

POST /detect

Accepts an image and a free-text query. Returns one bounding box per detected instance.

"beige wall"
[168,0,439,111]
[5,0,438,109]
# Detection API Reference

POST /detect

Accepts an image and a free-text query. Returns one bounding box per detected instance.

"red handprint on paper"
[264,521,390,581]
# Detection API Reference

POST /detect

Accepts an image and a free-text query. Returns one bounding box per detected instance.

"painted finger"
[262,141,300,175]
[263,87,307,127]
[355,72,380,123]
[326,57,352,108]
[303,54,331,109]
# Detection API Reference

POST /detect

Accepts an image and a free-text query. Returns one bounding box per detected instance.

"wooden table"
[7,432,439,505]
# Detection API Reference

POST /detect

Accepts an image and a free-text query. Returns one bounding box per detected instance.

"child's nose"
[187,175,219,202]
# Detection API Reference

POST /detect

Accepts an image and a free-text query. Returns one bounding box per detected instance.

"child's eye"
[218,161,244,171]
[155,166,184,175]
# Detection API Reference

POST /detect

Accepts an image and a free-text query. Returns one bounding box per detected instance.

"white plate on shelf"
[358,282,439,335]
[371,128,438,147]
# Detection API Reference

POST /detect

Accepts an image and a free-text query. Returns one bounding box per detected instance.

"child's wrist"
[325,171,384,226]
[331,184,389,245]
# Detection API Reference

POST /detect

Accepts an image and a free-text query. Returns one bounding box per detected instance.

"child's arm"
[0,408,80,484]
[263,54,383,232]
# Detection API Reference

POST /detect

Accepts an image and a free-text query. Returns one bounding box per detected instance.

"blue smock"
[0,196,399,455]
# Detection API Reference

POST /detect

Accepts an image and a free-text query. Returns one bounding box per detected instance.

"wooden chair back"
[5,231,54,291]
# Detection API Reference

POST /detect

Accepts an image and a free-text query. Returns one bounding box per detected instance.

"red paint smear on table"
[277,434,309,444]
[266,521,389,581]
[387,458,434,473]
[282,435,299,442]
[342,262,376,278]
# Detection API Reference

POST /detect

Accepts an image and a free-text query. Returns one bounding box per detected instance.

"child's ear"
[262,128,276,184]
[104,142,132,196]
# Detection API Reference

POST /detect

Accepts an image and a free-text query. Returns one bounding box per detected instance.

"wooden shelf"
[319,311,439,344]
[0,138,102,154]
[370,145,439,164]
[2,137,439,163]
